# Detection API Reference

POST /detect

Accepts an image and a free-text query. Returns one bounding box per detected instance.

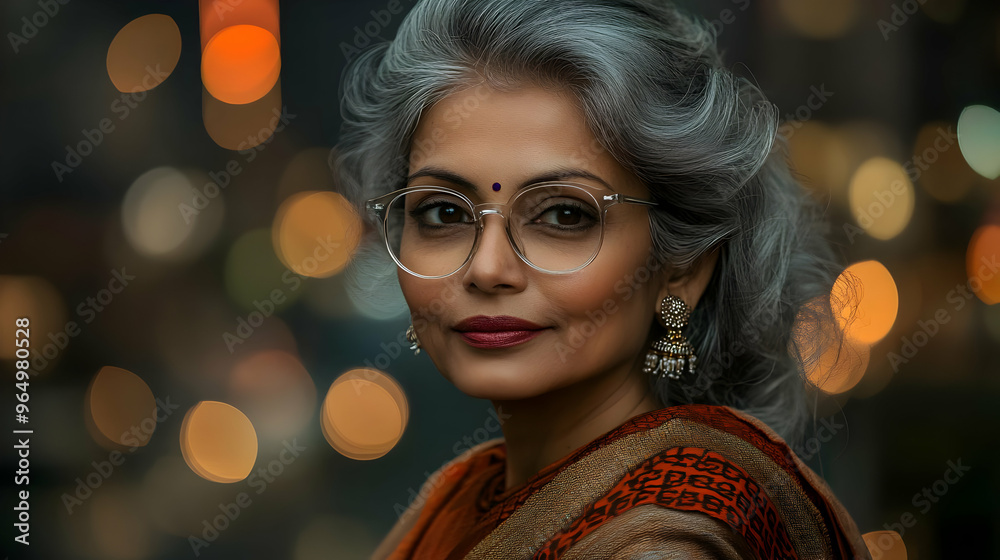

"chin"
[435,357,556,401]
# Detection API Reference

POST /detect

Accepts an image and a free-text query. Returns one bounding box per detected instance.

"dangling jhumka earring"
[405,324,421,355]
[642,295,696,380]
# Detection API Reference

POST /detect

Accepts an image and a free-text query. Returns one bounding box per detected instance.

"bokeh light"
[775,0,858,39]
[921,0,966,24]
[848,157,915,240]
[862,530,907,560]
[85,366,157,448]
[106,14,181,93]
[321,368,408,460]
[121,167,224,260]
[227,349,317,441]
[0,275,66,363]
[180,401,258,483]
[833,260,899,345]
[967,224,1000,305]
[202,24,281,104]
[957,105,1000,180]
[202,77,283,150]
[272,191,362,278]
[225,228,304,312]
[792,296,871,395]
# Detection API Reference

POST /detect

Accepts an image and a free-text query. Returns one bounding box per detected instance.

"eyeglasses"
[365,181,659,279]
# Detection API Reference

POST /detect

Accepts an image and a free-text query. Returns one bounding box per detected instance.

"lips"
[453,315,549,349]
[453,315,545,332]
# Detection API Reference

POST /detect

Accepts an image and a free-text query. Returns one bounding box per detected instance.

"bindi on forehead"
[492,182,501,192]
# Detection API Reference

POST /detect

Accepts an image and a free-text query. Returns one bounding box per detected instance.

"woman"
[333,0,873,558]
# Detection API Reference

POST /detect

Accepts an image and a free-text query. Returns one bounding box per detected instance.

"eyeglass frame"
[364,180,660,279]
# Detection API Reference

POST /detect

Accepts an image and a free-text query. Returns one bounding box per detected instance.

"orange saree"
[372,404,873,559]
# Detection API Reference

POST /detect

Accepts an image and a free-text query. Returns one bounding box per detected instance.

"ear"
[656,247,721,312]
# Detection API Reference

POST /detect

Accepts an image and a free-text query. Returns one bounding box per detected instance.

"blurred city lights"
[848,157,915,240]
[180,401,258,483]
[227,349,317,442]
[833,260,899,345]
[121,167,224,260]
[202,24,280,105]
[321,368,408,460]
[967,224,1000,305]
[957,105,1000,180]
[106,14,181,93]
[272,191,362,278]
[775,0,858,39]
[0,275,67,362]
[85,366,157,448]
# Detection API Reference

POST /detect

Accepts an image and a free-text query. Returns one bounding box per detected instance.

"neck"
[491,360,661,493]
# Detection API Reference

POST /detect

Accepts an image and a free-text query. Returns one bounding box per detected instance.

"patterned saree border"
[463,412,833,559]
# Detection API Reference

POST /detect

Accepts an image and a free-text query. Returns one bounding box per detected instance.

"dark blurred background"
[1,0,999,558]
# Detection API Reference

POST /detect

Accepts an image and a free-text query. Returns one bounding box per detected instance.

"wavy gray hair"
[331,0,844,446]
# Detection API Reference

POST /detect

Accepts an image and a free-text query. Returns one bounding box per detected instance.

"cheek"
[398,274,461,326]
[549,238,661,354]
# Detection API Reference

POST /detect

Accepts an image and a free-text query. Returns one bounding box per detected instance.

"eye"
[539,205,585,226]
[412,200,473,225]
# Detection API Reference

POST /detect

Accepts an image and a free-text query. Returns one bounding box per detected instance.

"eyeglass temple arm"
[606,193,659,207]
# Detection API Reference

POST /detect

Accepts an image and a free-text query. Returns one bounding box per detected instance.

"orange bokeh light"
[180,401,258,483]
[967,224,1000,304]
[85,366,157,448]
[833,260,899,345]
[202,24,280,105]
[321,369,408,460]
[273,191,363,278]
[107,14,181,93]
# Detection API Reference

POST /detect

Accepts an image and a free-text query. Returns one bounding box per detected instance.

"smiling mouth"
[456,329,548,349]
[451,315,550,349]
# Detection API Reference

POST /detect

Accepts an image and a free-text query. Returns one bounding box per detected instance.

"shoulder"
[370,437,504,560]
[526,404,872,559]
[558,504,756,559]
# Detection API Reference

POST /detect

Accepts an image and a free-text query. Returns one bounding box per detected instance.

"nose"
[461,212,527,293]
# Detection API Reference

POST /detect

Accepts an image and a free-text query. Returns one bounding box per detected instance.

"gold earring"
[405,324,421,355]
[642,295,696,380]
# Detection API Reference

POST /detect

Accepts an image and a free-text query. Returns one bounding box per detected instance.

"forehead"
[408,84,647,197]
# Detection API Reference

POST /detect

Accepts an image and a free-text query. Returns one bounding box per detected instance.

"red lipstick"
[453,315,549,349]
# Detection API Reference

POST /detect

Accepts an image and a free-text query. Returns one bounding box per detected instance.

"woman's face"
[400,83,668,400]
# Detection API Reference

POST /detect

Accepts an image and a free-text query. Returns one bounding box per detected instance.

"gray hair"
[331,0,844,446]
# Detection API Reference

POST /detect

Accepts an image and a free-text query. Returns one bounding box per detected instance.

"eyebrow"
[406,166,616,193]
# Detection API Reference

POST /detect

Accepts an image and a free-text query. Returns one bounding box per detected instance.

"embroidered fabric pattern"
[533,446,798,560]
